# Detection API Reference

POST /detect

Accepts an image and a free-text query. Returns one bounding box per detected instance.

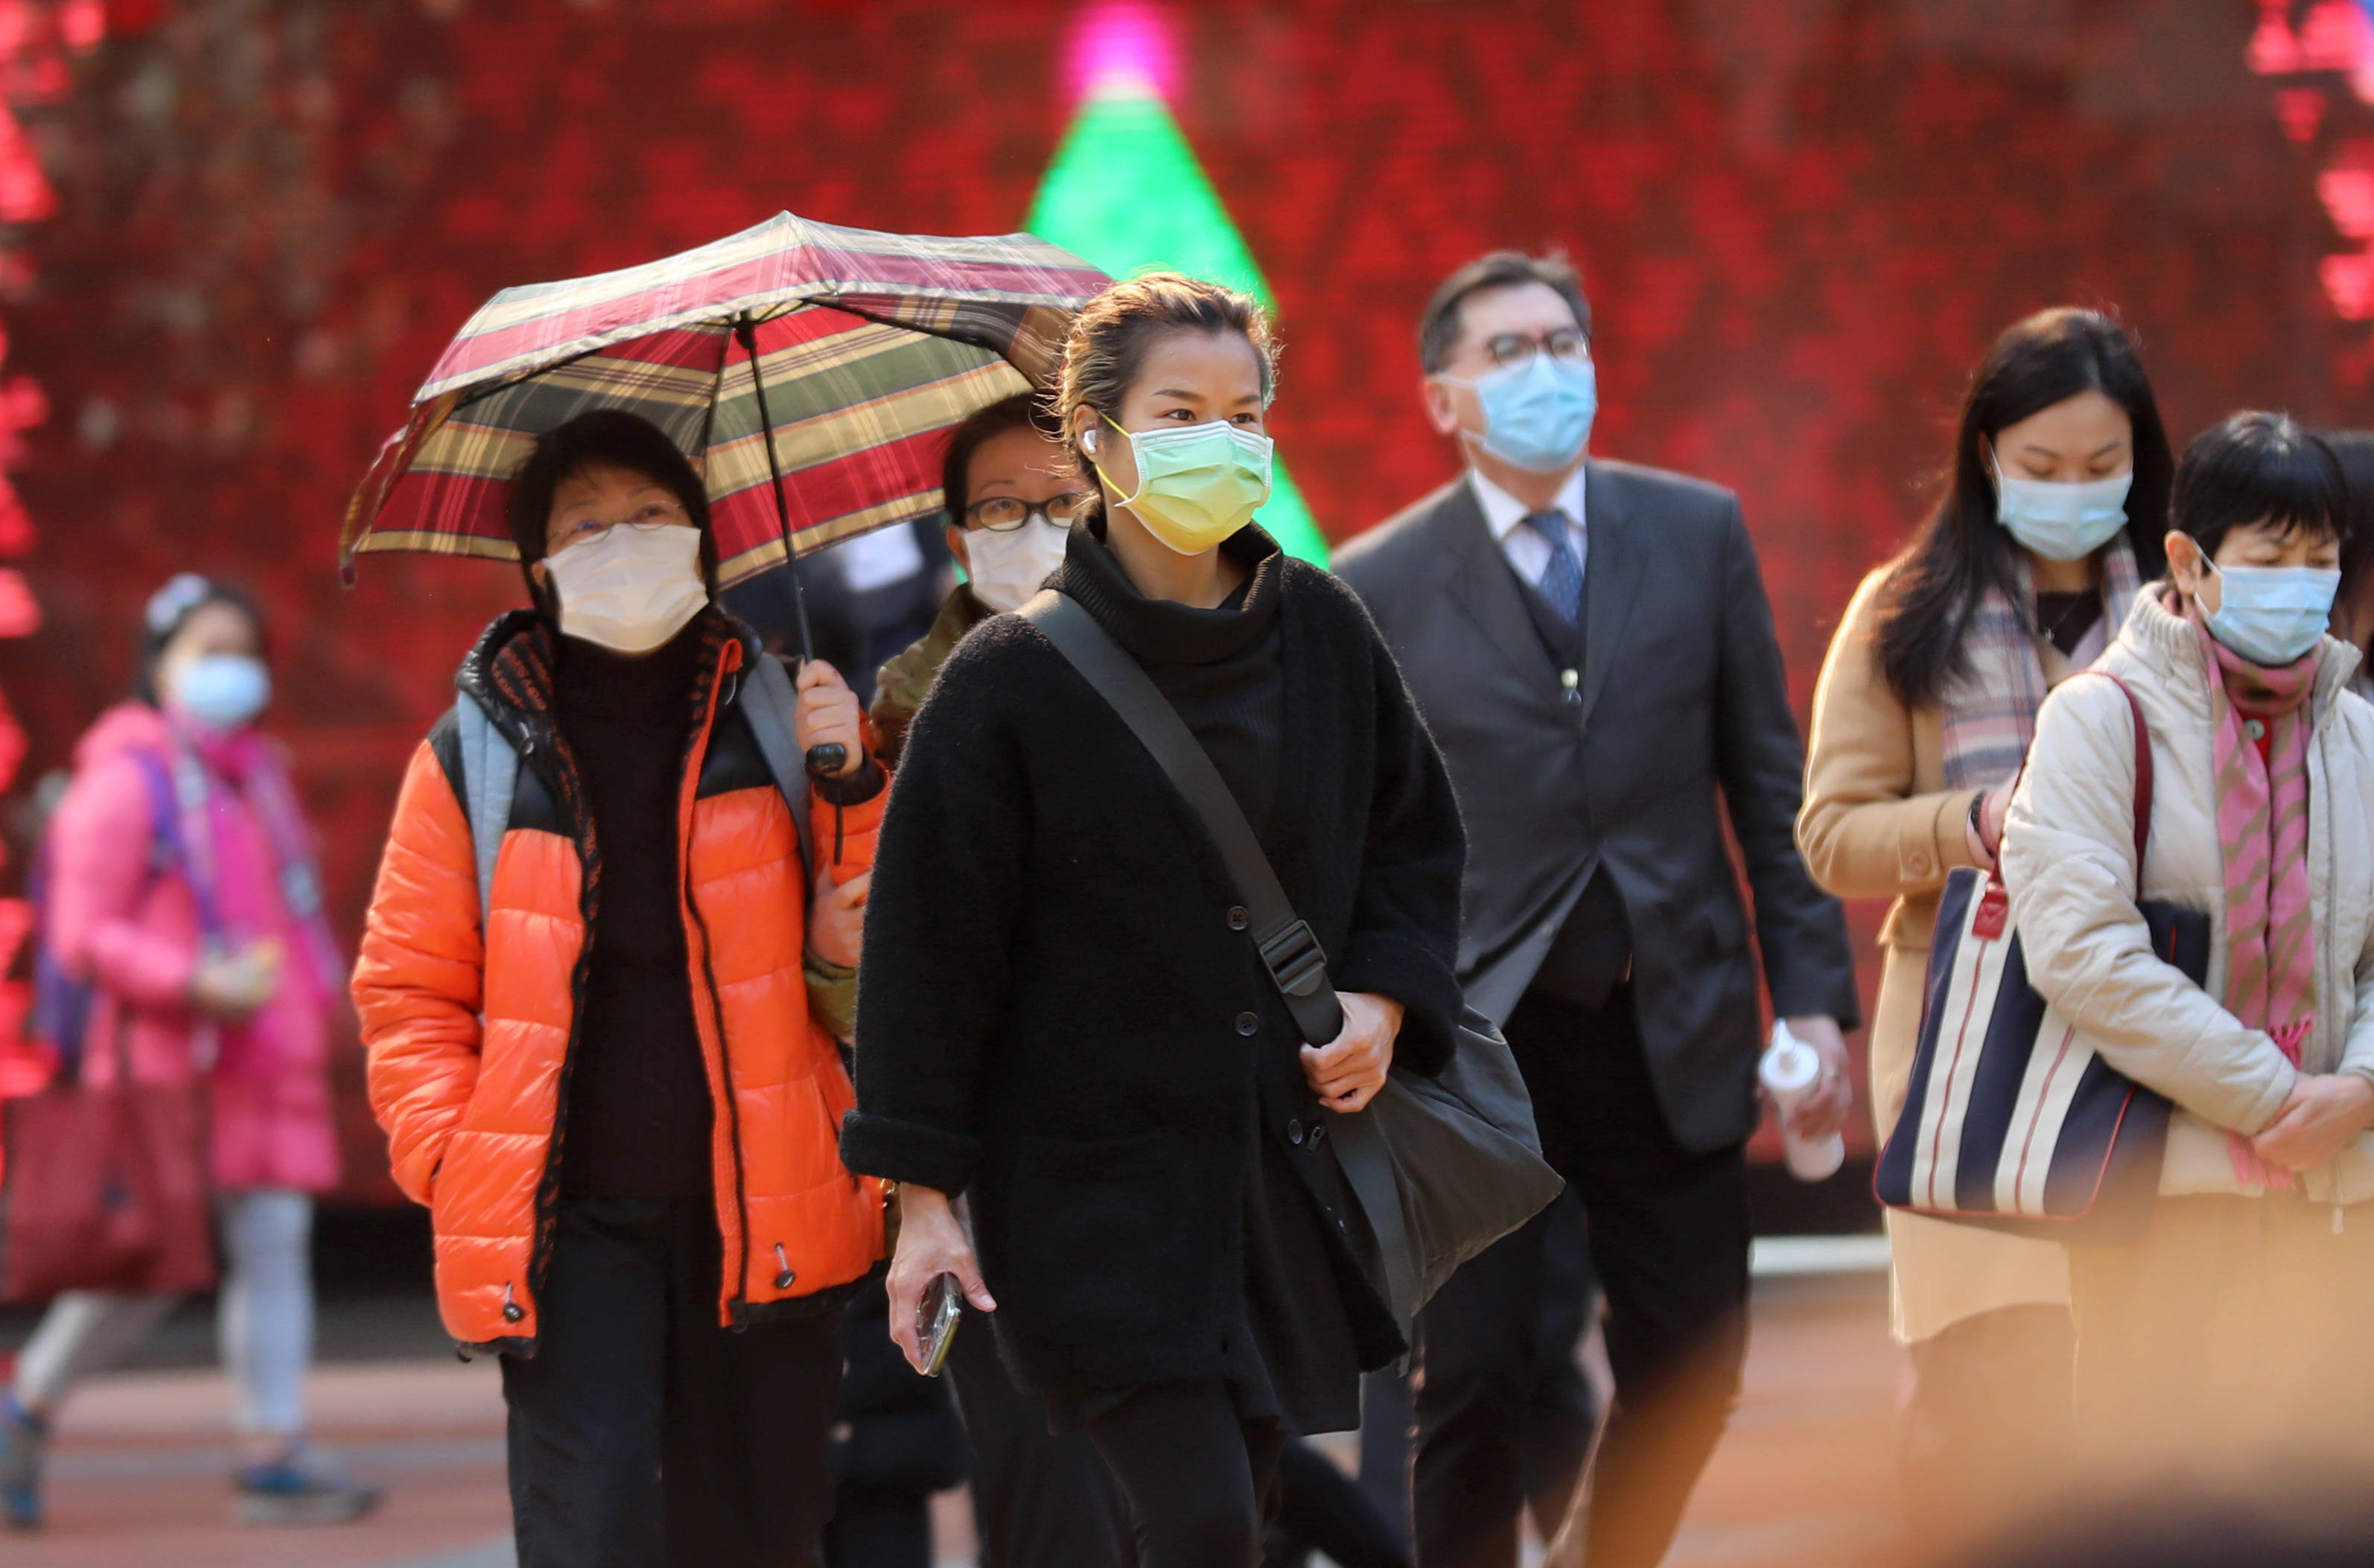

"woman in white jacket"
[2003,412,2374,1469]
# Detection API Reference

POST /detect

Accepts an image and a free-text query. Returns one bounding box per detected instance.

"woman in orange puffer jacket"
[352,411,883,1568]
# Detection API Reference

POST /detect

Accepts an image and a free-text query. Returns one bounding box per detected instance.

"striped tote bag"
[1876,674,2210,1243]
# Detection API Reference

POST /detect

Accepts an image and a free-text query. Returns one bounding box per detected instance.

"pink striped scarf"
[2189,608,2320,1191]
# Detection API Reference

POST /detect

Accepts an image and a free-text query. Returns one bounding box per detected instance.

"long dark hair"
[1875,308,2173,708]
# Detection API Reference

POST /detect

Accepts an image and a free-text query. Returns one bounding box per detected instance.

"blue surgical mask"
[1451,356,1598,474]
[1993,463,2131,562]
[2202,561,2340,667]
[168,653,271,732]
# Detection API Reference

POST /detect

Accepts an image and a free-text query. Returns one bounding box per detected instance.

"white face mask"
[543,523,709,654]
[963,520,1071,614]
[168,653,271,733]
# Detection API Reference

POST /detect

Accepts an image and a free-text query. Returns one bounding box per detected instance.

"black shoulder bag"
[1019,590,1564,1321]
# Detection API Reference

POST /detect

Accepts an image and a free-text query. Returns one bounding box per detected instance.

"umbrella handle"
[805,743,847,779]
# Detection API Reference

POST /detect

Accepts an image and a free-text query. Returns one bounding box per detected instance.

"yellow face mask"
[1094,414,1274,555]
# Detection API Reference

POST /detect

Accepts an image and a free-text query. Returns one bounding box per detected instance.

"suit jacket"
[1334,462,1859,1152]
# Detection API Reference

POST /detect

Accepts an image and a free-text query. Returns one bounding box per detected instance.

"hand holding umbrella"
[792,655,865,780]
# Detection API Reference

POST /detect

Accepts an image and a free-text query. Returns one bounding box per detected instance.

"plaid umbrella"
[340,212,1109,610]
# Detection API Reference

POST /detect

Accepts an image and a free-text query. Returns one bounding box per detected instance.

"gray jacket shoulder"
[1592,457,1741,535]
[1333,481,1466,584]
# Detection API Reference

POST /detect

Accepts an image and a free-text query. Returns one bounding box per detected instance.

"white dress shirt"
[1469,466,1588,591]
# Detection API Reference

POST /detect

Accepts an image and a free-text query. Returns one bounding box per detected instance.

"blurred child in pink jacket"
[1,575,376,1529]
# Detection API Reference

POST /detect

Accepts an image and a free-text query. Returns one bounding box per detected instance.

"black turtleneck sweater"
[1059,521,1286,836]
[553,621,715,1199]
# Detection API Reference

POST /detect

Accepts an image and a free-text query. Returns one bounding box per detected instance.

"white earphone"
[1081,427,1099,454]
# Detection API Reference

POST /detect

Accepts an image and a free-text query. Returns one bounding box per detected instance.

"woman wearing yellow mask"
[842,274,1467,1567]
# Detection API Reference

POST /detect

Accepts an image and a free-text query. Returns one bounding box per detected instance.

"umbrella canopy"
[341,212,1109,588]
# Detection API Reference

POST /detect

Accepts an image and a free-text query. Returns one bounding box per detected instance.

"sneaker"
[0,1396,44,1531]
[233,1446,383,1526]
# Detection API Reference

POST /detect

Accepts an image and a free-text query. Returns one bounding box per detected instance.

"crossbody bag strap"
[2077,670,2154,873]
[736,651,818,885]
[1988,669,2155,896]
[1018,590,1346,1046]
[103,748,185,1089]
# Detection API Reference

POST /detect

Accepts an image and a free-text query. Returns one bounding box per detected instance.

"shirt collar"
[1468,465,1588,543]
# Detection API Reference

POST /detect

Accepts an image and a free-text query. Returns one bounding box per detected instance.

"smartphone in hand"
[916,1272,963,1377]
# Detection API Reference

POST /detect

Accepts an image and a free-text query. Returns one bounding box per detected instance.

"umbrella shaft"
[736,317,848,784]
[736,316,818,665]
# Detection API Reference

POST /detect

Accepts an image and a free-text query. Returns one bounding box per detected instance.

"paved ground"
[1,1270,1906,1568]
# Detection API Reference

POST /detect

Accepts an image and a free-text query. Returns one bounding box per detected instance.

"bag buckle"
[1973,879,2010,941]
[1258,920,1331,998]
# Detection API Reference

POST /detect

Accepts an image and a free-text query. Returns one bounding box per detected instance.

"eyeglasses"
[1480,328,1590,372]
[551,497,689,546]
[964,492,1092,532]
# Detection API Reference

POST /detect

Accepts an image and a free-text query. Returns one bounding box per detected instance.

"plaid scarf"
[2186,605,2322,1191]
[1940,538,2142,788]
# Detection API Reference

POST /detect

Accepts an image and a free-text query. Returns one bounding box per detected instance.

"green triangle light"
[1028,86,1328,565]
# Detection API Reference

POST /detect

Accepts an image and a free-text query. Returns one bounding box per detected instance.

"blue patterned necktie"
[1525,509,1583,623]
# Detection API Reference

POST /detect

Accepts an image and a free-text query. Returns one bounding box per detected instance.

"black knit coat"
[840,532,1467,1406]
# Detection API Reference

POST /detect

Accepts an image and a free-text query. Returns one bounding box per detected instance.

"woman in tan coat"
[1798,308,2173,1539]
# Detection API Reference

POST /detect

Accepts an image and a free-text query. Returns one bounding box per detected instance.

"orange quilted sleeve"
[352,741,486,1207]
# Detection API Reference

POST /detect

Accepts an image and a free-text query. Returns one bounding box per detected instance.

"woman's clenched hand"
[2251,1073,2374,1173]
[808,867,869,969]
[1302,991,1402,1114]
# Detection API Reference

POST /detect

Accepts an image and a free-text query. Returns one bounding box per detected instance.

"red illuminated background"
[0,0,2367,1196]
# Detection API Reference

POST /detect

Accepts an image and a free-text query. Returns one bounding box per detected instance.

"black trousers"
[945,1310,1135,1568]
[501,1197,843,1568]
[1359,1193,1598,1543]
[1081,1380,1285,1568]
[1267,1435,1412,1568]
[822,1491,930,1568]
[1413,987,1749,1568]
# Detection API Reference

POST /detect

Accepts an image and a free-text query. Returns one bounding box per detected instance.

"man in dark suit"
[1334,252,1861,1568]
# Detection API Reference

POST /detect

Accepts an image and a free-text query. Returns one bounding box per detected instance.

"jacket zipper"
[684,858,752,1322]
[521,718,600,1348]
[2312,701,2348,1234]
[2307,702,2345,1233]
